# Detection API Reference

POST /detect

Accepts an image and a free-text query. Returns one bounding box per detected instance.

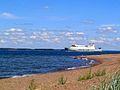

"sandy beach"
[0,54,120,90]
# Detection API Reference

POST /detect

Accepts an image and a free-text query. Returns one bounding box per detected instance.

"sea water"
[0,49,120,78]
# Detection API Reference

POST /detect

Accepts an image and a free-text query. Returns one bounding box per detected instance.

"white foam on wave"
[67,66,90,70]
[12,74,33,78]
[67,57,99,70]
[89,60,96,64]
[67,67,78,70]
[81,58,88,60]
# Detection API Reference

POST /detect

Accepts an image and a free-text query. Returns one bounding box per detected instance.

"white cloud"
[65,32,74,37]
[76,32,85,35]
[51,38,60,43]
[0,39,6,43]
[98,25,118,33]
[7,28,23,32]
[115,37,120,41]
[3,28,27,44]
[30,31,52,41]
[30,35,37,39]
[60,31,84,37]
[0,12,22,19]
[29,31,85,44]
[98,37,107,41]
[68,37,74,40]
[0,12,25,20]
[4,32,10,35]
[68,37,83,41]
[5,28,25,36]
[43,6,49,9]
[90,39,105,43]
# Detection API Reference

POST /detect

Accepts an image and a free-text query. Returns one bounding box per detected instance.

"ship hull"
[65,48,102,52]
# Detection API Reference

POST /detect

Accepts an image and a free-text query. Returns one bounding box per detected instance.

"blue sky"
[0,0,120,50]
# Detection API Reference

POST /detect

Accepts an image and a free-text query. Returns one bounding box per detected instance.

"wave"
[66,59,99,70]
[66,65,90,70]
[11,74,33,78]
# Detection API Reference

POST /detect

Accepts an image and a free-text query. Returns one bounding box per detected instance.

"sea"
[0,49,120,78]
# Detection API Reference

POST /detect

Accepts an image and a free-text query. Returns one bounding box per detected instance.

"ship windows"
[72,45,76,47]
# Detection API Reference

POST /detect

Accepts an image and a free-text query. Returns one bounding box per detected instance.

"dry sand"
[0,54,120,90]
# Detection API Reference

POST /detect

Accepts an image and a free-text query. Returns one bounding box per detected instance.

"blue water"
[0,50,120,78]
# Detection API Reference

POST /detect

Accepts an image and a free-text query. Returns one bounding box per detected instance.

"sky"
[0,0,120,50]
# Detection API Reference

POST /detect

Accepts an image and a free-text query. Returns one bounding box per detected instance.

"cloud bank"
[0,24,119,49]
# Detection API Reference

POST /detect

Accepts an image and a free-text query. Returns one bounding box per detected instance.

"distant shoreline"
[0,48,56,50]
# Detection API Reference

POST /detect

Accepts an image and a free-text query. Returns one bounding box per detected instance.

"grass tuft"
[78,69,106,81]
[26,79,37,90]
[58,76,67,85]
[94,69,106,77]
[78,68,93,81]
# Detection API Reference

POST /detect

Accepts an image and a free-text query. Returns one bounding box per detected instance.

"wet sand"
[0,54,120,90]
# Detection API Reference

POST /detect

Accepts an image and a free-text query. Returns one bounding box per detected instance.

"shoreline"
[0,54,120,90]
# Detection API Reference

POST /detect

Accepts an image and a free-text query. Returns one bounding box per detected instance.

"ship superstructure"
[66,43,102,52]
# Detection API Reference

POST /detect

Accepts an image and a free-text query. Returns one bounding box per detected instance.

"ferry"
[65,43,102,52]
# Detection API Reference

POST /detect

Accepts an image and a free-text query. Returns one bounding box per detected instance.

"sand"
[0,54,120,90]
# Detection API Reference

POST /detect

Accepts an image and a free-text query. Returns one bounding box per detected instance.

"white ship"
[65,43,102,52]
